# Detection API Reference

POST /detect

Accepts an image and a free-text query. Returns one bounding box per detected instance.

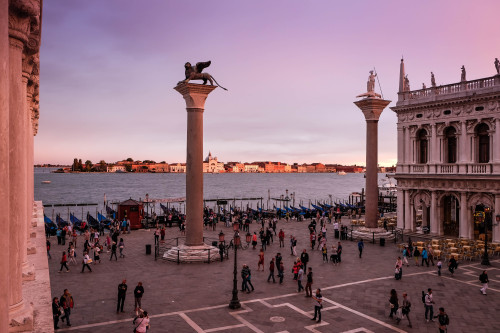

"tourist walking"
[311,288,322,323]
[479,270,489,295]
[421,248,429,267]
[241,265,249,292]
[118,238,125,258]
[321,243,328,263]
[47,239,52,259]
[437,259,442,276]
[246,266,254,292]
[413,247,420,266]
[117,279,128,313]
[110,242,118,261]
[93,244,101,264]
[278,229,285,247]
[133,311,150,333]
[395,257,403,280]
[68,245,76,265]
[297,266,304,292]
[401,292,412,328]
[81,252,92,273]
[257,249,265,271]
[59,251,70,273]
[305,267,313,297]
[134,282,145,313]
[278,260,285,284]
[60,289,74,327]
[337,242,342,264]
[388,289,399,320]
[358,239,364,258]
[52,297,61,330]
[267,258,276,283]
[427,244,435,266]
[435,307,449,333]
[300,249,309,272]
[424,288,434,322]
[251,232,258,249]
[310,232,316,250]
[448,257,458,275]
[402,246,409,267]
[154,227,160,244]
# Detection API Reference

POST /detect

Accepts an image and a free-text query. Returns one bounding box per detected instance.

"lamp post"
[481,210,498,266]
[229,222,241,309]
[145,193,149,222]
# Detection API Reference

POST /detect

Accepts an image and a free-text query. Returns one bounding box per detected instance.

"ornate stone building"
[1,1,50,331]
[203,151,225,173]
[392,59,500,242]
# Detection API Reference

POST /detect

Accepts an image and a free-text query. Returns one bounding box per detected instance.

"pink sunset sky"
[36,0,500,166]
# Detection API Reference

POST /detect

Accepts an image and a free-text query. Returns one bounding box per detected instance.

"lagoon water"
[35,168,390,219]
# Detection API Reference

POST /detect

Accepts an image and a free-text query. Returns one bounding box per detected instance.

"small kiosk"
[118,198,144,229]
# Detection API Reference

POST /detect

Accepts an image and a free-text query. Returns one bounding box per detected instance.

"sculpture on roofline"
[356,70,381,98]
[404,75,410,91]
[431,72,436,88]
[495,58,500,75]
[177,60,227,90]
[461,65,466,82]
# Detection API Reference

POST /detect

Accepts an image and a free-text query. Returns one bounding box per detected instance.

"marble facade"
[392,59,500,242]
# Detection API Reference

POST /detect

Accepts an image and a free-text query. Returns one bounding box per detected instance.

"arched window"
[444,126,457,163]
[476,123,490,163]
[417,129,428,164]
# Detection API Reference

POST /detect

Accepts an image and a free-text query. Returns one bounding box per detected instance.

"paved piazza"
[48,217,500,333]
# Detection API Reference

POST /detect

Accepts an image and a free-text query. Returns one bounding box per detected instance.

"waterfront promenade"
[48,216,499,332]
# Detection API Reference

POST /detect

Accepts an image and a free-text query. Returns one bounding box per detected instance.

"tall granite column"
[0,0,11,331]
[174,83,216,246]
[354,97,391,228]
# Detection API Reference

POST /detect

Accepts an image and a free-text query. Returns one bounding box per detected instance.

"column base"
[163,243,220,263]
[21,263,35,281]
[9,301,33,332]
[351,227,395,241]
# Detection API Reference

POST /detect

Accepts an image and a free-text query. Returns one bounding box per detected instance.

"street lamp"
[481,209,499,266]
[145,193,149,221]
[229,222,241,309]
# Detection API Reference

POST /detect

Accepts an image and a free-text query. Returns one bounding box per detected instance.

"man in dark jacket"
[60,289,74,327]
[134,282,145,312]
[117,279,127,313]
[480,270,489,295]
[300,249,309,271]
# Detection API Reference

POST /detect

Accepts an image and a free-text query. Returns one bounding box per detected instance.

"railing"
[401,163,494,175]
[400,75,500,102]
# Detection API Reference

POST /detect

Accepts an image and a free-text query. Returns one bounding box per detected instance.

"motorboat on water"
[337,171,346,175]
[41,180,51,184]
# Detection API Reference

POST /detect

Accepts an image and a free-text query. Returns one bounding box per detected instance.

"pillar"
[459,121,468,164]
[396,190,404,229]
[494,194,500,243]
[430,124,438,163]
[459,192,469,239]
[430,191,438,234]
[8,1,39,329]
[0,0,10,331]
[397,125,404,173]
[404,190,411,231]
[354,97,391,228]
[174,83,216,246]
[405,126,411,166]
[493,118,500,163]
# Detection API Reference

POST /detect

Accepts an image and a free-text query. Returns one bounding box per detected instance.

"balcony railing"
[402,163,494,175]
[398,75,500,102]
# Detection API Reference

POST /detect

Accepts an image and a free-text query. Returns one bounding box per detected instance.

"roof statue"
[431,72,436,87]
[404,74,410,91]
[177,60,228,90]
[356,70,381,98]
[422,83,426,90]
[461,65,466,82]
[495,58,499,75]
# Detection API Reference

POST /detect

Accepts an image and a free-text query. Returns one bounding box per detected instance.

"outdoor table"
[450,252,459,259]
[416,241,424,247]
[432,244,440,250]
[449,247,458,253]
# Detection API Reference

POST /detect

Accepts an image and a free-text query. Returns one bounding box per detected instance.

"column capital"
[174,83,217,109]
[8,0,40,46]
[354,97,391,121]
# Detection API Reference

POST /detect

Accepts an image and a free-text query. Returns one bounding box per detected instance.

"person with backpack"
[423,288,435,323]
[448,257,458,275]
[413,247,420,266]
[401,292,412,328]
[479,270,489,295]
[434,307,449,333]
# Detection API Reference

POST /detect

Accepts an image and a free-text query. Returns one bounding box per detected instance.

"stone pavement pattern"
[47,218,500,332]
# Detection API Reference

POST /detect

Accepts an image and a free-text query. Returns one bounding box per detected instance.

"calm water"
[35,168,389,219]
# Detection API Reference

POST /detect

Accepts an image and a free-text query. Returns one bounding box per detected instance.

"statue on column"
[356,70,381,98]
[431,72,436,88]
[178,60,227,90]
[495,58,500,75]
[404,75,410,91]
[422,83,426,90]
[461,65,466,82]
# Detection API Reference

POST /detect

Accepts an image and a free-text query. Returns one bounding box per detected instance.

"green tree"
[125,164,133,172]
[85,160,93,172]
[72,158,78,171]
[126,157,134,162]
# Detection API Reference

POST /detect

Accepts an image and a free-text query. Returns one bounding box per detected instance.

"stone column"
[494,194,500,243]
[174,83,216,246]
[396,190,404,229]
[0,0,11,331]
[405,126,410,166]
[8,1,39,330]
[430,124,438,164]
[459,192,469,239]
[404,190,411,231]
[430,191,438,234]
[493,118,500,163]
[354,97,391,228]
[396,125,404,173]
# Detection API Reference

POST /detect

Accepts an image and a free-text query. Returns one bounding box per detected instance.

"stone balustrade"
[403,163,495,175]
[399,75,500,103]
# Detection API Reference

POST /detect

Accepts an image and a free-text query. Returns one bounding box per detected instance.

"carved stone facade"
[1,0,44,331]
[391,59,500,242]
